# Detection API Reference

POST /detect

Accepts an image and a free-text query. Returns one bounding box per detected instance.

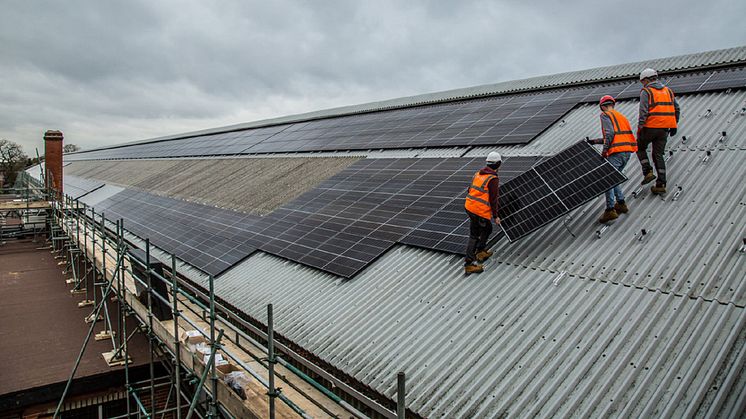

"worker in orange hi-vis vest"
[637,68,680,195]
[463,152,501,275]
[587,95,638,224]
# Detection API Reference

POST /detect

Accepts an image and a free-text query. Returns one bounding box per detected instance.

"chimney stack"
[44,130,63,200]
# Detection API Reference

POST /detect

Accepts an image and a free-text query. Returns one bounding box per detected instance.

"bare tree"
[0,139,28,187]
[63,144,80,153]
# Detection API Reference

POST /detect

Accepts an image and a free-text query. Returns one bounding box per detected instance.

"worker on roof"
[463,152,501,275]
[637,68,680,195]
[587,95,637,223]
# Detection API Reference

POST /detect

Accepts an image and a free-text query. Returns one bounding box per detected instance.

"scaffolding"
[37,189,409,419]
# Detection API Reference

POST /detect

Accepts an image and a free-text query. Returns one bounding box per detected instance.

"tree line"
[0,139,80,187]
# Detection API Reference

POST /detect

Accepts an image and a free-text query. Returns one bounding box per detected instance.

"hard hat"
[599,95,616,107]
[486,151,502,164]
[640,68,658,81]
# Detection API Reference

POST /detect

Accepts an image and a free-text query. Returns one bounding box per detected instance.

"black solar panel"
[498,141,627,241]
[94,189,261,276]
[399,156,539,253]
[251,157,478,277]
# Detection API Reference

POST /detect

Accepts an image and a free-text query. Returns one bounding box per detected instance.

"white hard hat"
[486,151,502,163]
[640,68,658,81]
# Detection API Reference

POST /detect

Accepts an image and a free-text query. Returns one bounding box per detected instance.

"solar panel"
[399,156,540,253]
[251,157,470,277]
[93,189,260,276]
[498,141,627,241]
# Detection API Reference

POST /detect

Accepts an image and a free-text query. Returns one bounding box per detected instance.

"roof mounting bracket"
[596,225,609,239]
[702,109,713,118]
[739,238,745,253]
[637,229,650,242]
[739,107,746,116]
[718,131,727,143]
[552,271,566,286]
[671,185,684,201]
[633,185,644,198]
[702,150,712,163]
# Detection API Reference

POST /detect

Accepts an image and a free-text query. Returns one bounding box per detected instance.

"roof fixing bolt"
[702,150,711,163]
[740,107,746,116]
[638,229,649,241]
[704,109,712,118]
[596,225,609,239]
[719,131,727,143]
[681,135,687,143]
[739,238,746,253]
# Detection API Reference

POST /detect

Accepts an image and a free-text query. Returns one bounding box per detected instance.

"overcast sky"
[1,0,745,155]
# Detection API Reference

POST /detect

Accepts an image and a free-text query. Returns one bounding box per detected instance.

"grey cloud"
[1,0,745,154]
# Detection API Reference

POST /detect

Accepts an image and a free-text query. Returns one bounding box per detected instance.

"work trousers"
[464,210,492,265]
[605,152,631,209]
[637,128,669,184]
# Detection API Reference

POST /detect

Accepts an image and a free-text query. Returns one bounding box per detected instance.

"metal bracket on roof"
[552,271,566,286]
[702,150,712,163]
[702,109,713,118]
[671,185,684,201]
[633,185,644,198]
[739,238,745,253]
[596,225,609,239]
[739,107,746,116]
[718,131,727,143]
[665,150,675,162]
[636,229,650,242]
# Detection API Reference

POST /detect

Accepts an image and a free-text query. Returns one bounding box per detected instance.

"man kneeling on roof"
[587,95,638,223]
[464,152,501,275]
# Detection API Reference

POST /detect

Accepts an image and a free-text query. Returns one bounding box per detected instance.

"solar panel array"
[94,189,260,276]
[400,156,540,253]
[64,66,746,162]
[246,158,481,277]
[85,143,623,277]
[497,141,627,241]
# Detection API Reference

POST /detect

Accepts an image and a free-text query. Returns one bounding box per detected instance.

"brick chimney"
[44,130,63,200]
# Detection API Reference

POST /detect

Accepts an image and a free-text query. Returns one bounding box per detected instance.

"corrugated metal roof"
[213,246,745,418]
[68,45,746,153]
[202,88,746,417]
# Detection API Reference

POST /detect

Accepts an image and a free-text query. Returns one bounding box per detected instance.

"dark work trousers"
[637,127,669,184]
[464,210,492,265]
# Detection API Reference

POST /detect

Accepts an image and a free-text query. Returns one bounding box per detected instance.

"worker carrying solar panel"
[637,68,680,195]
[586,95,637,224]
[463,152,501,275]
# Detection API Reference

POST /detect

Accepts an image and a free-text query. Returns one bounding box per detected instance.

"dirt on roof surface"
[65,156,360,215]
[0,238,149,396]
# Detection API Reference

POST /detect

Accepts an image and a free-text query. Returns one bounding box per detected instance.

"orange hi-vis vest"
[465,171,497,219]
[643,85,677,129]
[602,109,638,154]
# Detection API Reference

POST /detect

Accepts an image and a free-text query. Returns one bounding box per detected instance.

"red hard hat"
[599,95,615,107]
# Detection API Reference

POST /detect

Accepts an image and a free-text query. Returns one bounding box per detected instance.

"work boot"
[651,183,667,195]
[614,201,629,214]
[598,208,618,224]
[641,172,656,185]
[476,249,493,262]
[464,263,484,275]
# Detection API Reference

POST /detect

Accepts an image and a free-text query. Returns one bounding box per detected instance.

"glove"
[669,128,677,136]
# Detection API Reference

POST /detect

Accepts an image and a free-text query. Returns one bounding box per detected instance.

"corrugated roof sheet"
[202,88,746,417]
[67,45,746,153]
[212,246,745,418]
